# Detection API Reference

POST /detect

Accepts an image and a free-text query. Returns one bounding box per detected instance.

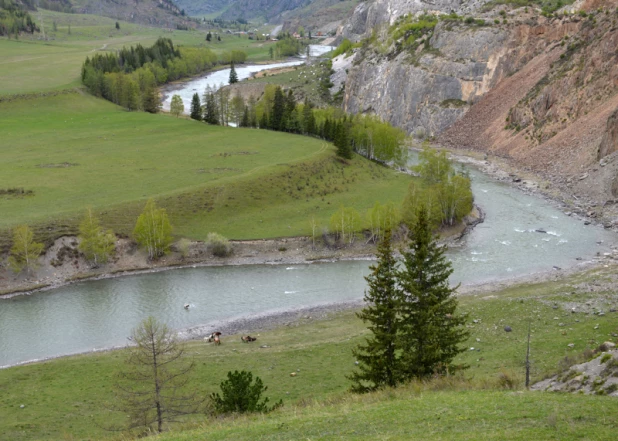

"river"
[160,45,334,114]
[1,154,615,367]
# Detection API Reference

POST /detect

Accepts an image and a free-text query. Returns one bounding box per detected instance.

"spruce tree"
[229,62,238,84]
[270,87,285,131]
[334,122,352,159]
[259,111,269,129]
[302,98,316,135]
[349,230,400,392]
[203,91,219,125]
[240,105,250,127]
[397,206,469,380]
[190,93,202,121]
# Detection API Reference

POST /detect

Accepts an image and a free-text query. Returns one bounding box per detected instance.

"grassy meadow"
[1,267,617,440]
[0,9,277,96]
[0,91,411,247]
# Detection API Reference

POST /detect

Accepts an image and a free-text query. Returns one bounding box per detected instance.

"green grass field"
[0,9,275,96]
[1,267,616,440]
[0,91,411,246]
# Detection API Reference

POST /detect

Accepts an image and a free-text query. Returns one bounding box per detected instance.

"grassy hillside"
[1,266,617,440]
[0,9,273,95]
[0,91,410,246]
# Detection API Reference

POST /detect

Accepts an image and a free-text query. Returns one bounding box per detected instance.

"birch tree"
[78,207,116,267]
[8,225,43,274]
[133,199,173,260]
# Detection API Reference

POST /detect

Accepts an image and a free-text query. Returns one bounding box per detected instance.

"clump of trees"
[0,0,38,37]
[274,34,305,57]
[81,38,246,112]
[402,146,473,228]
[349,207,469,392]
[197,84,405,163]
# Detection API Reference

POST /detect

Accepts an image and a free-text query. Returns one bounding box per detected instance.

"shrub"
[211,370,282,414]
[496,370,521,390]
[206,232,232,257]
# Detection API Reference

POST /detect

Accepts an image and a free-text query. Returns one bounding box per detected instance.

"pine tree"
[203,90,219,125]
[259,110,269,129]
[334,121,352,159]
[349,230,400,392]
[302,98,315,136]
[270,87,285,131]
[397,206,469,380]
[142,84,160,114]
[190,93,202,121]
[240,105,250,127]
[229,62,238,84]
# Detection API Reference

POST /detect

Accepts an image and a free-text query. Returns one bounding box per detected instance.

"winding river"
[1,158,615,367]
[160,45,334,114]
[1,55,617,367]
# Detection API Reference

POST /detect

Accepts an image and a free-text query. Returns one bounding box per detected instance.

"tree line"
[5,200,231,274]
[81,38,246,113]
[190,84,407,164]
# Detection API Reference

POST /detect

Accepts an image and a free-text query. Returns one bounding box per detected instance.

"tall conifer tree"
[190,93,202,121]
[349,230,400,392]
[229,62,238,84]
[397,206,469,379]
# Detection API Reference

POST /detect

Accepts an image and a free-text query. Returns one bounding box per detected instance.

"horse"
[205,332,222,345]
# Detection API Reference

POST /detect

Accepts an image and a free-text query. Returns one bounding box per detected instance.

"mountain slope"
[71,0,196,28]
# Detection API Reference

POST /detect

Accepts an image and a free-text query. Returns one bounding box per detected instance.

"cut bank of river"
[1,155,616,367]
[160,45,334,114]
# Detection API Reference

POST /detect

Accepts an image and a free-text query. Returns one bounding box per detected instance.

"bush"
[210,370,282,414]
[206,232,232,257]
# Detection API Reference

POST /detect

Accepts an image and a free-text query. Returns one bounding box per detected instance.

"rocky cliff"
[336,0,618,224]
[340,0,491,41]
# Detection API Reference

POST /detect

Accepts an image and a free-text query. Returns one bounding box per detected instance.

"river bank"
[0,204,482,299]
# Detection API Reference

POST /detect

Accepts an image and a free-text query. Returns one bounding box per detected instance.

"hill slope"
[71,0,196,28]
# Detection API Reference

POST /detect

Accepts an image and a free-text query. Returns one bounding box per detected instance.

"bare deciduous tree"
[110,317,201,434]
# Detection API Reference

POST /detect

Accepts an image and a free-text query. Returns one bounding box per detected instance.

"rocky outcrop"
[598,109,618,160]
[340,0,492,41]
[532,348,618,396]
